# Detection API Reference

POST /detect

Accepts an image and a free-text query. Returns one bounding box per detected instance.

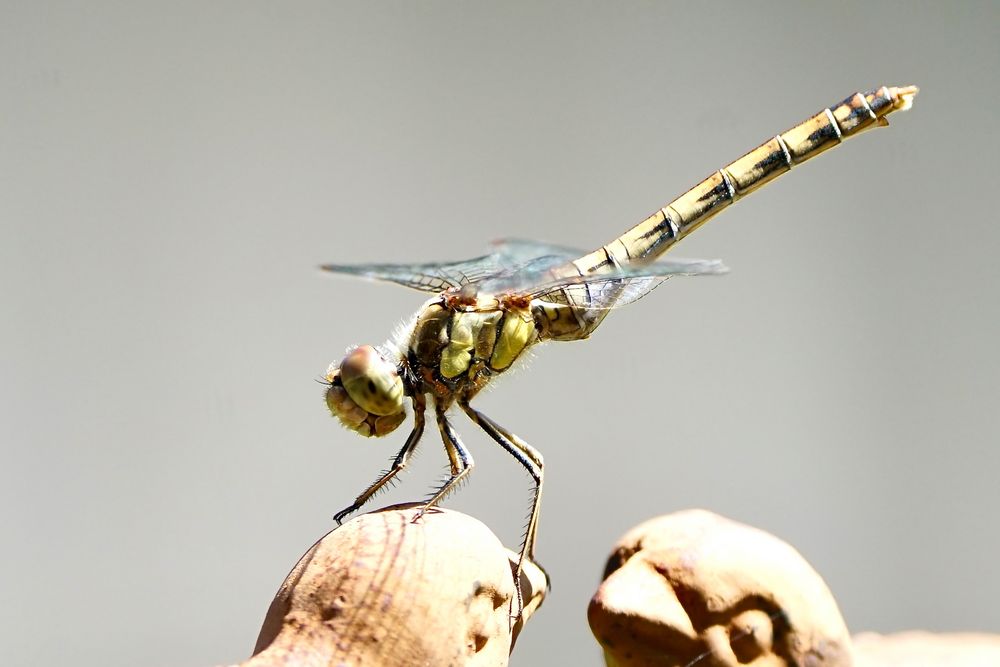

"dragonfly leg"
[459,401,544,586]
[333,395,426,525]
[412,406,475,522]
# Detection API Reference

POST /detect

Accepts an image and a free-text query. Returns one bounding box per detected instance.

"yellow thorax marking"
[491,309,534,370]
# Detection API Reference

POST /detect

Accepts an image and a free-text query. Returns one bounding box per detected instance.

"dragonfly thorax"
[408,299,537,392]
[325,345,406,437]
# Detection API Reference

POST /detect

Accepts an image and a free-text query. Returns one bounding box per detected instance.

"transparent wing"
[320,253,503,293]
[528,258,728,311]
[489,238,588,264]
[319,238,719,301]
[320,238,590,294]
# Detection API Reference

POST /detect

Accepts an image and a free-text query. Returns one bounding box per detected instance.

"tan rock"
[589,509,852,666]
[236,505,546,667]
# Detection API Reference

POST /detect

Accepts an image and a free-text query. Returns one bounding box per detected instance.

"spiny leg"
[440,414,463,477]
[459,401,544,583]
[412,406,475,522]
[334,395,426,524]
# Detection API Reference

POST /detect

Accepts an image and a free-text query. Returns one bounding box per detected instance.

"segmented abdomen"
[533,85,917,342]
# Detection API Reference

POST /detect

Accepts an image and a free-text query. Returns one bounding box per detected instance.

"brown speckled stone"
[589,510,1000,667]
[589,510,852,667]
[233,505,546,667]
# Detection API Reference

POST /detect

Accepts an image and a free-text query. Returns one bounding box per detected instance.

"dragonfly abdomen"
[409,301,537,385]
[572,85,918,272]
[523,85,917,344]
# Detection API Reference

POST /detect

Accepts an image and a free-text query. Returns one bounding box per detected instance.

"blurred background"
[2,2,998,665]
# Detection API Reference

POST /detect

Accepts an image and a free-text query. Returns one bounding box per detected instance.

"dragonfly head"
[325,345,406,437]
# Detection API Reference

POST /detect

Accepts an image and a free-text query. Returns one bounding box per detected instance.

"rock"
[589,509,852,666]
[239,505,546,667]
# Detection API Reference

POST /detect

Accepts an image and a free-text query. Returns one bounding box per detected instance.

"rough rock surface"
[237,505,546,667]
[589,510,1000,667]
[589,509,853,666]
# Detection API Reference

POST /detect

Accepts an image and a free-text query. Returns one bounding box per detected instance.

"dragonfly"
[321,84,918,593]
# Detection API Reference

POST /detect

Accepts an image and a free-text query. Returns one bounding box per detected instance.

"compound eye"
[339,345,404,416]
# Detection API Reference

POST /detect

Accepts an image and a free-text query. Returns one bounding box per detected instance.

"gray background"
[3,2,998,665]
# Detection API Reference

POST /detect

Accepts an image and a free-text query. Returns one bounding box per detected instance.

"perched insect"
[321,84,918,591]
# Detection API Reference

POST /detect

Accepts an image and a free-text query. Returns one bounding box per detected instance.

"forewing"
[320,254,503,293]
[321,237,589,294]
[319,237,711,300]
